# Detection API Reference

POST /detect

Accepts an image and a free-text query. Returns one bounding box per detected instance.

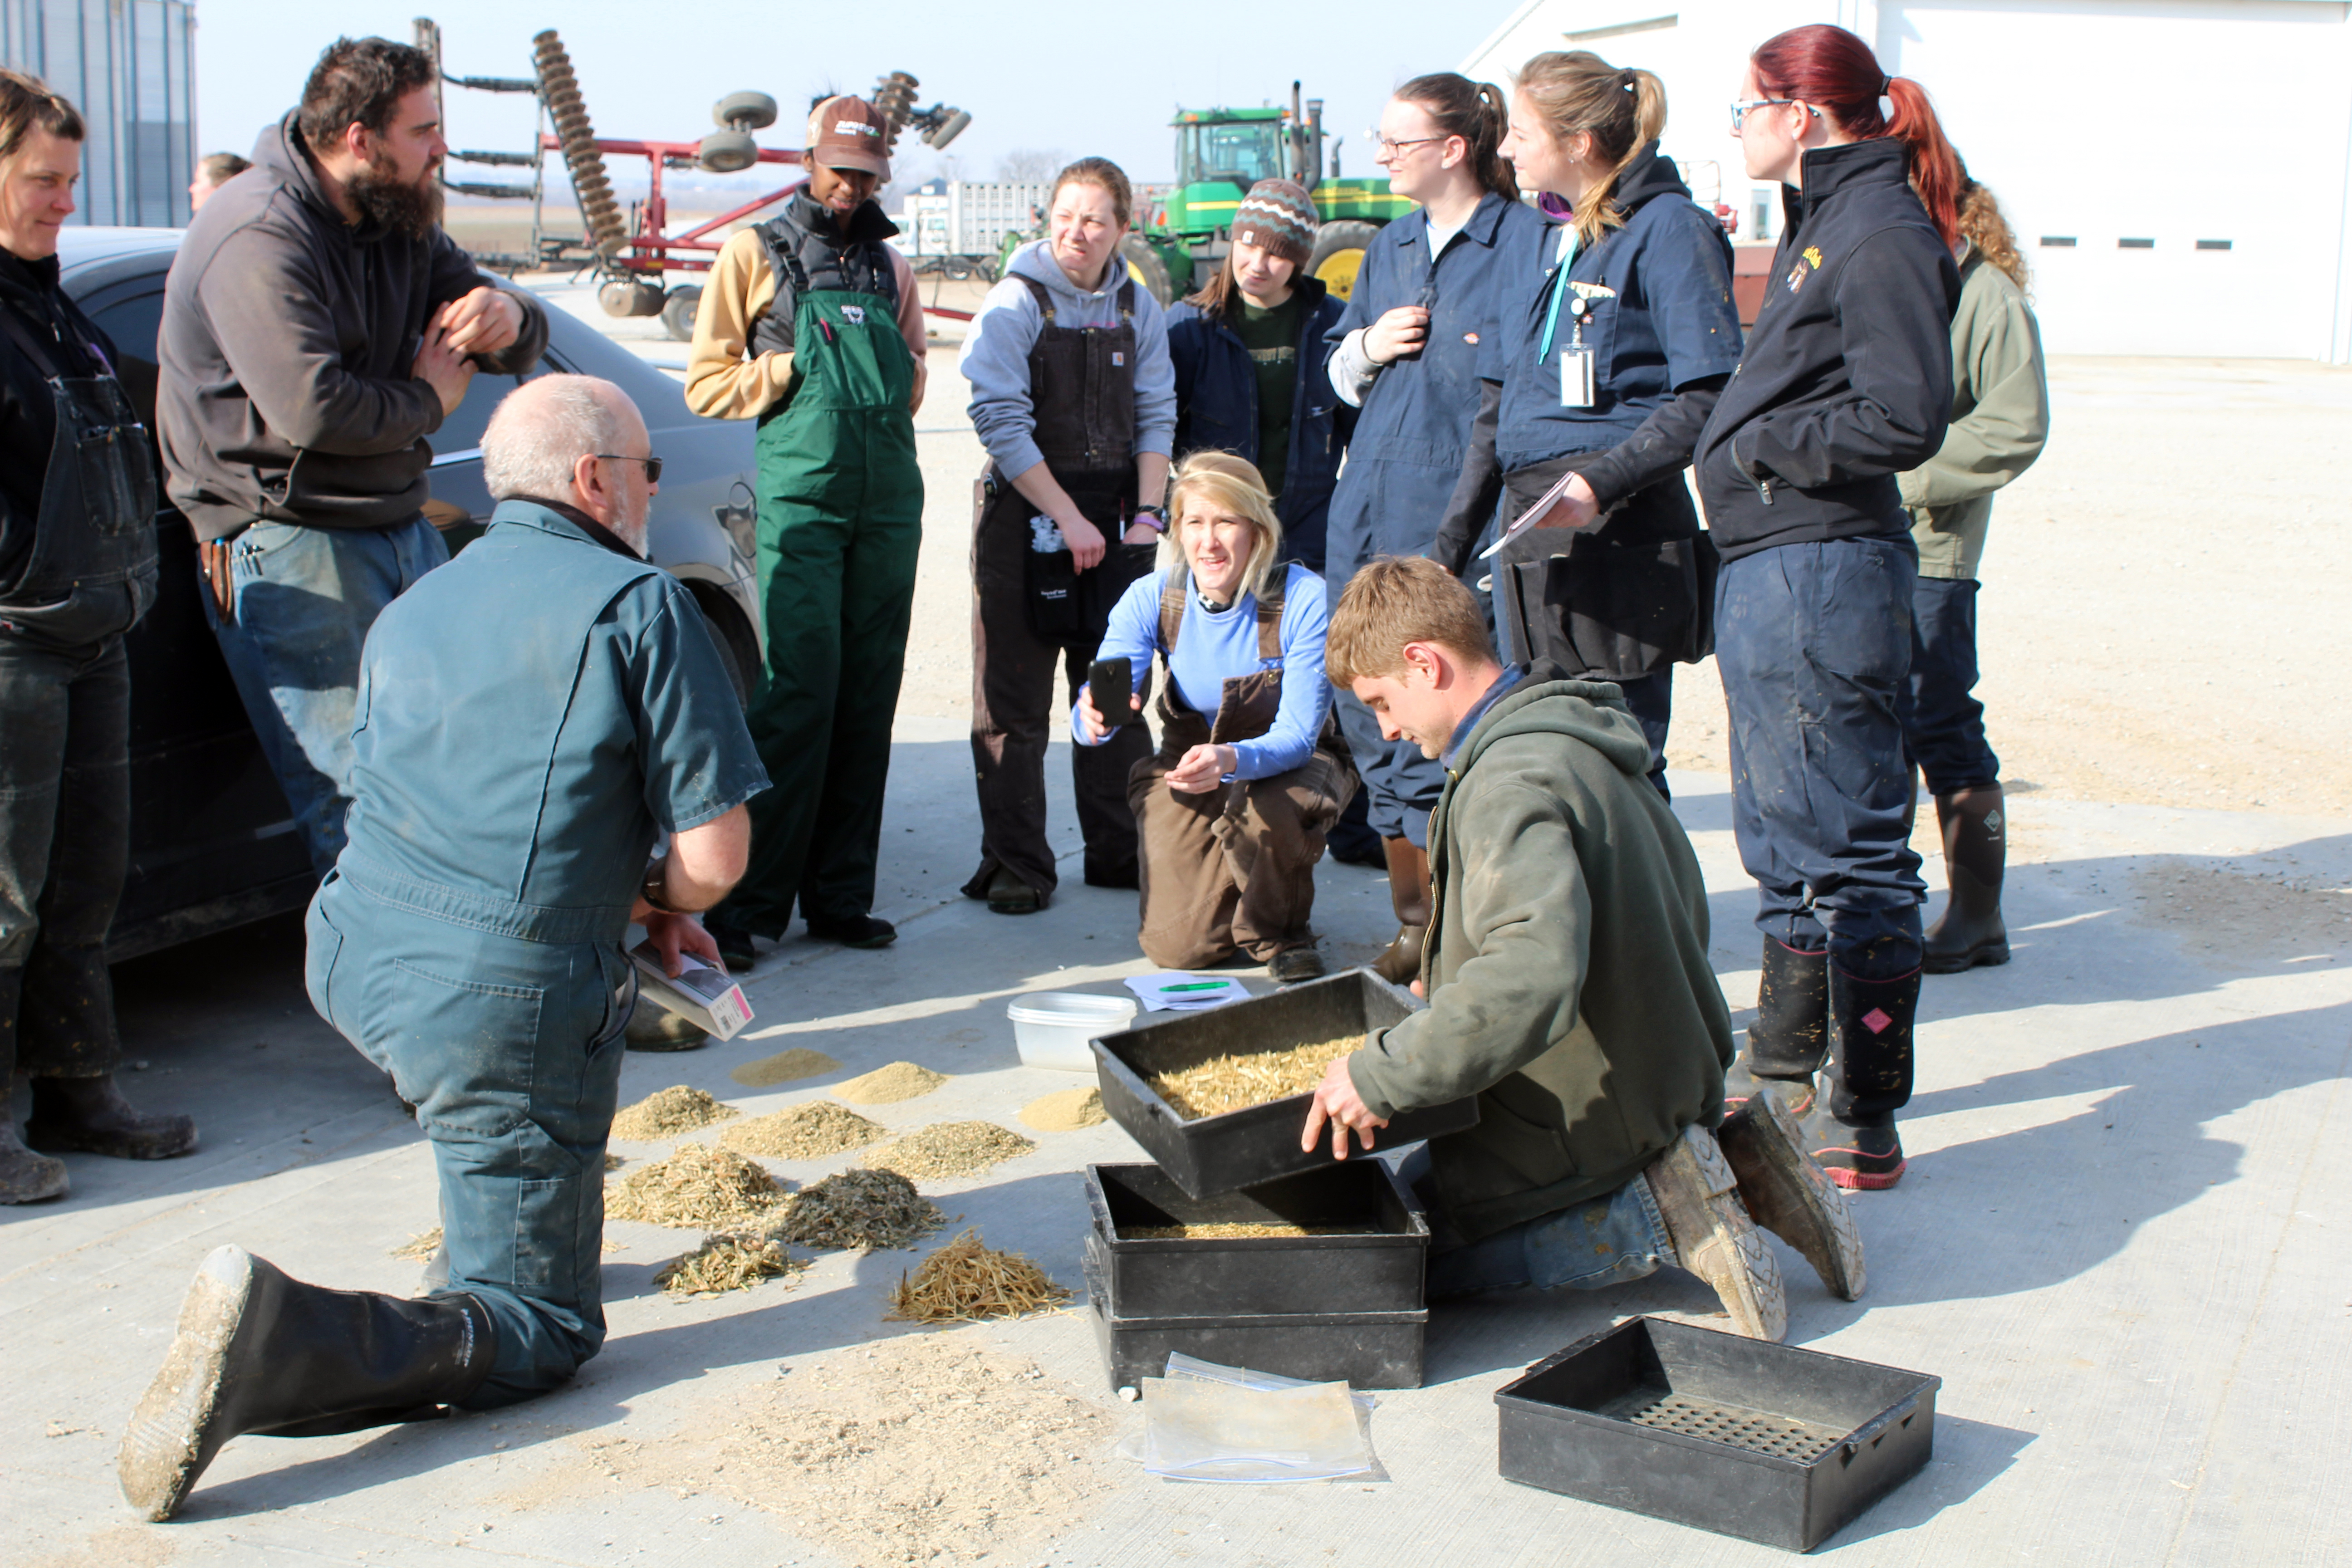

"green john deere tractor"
[994,85,1412,307]
[1132,86,1411,305]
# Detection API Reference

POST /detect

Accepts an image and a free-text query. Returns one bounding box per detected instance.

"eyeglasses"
[596,453,663,484]
[1373,135,1443,157]
[1730,98,1822,132]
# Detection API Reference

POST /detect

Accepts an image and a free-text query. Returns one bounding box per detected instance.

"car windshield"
[1177,122,1284,188]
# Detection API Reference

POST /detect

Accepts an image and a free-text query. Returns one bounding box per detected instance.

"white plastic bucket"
[1006,991,1137,1073]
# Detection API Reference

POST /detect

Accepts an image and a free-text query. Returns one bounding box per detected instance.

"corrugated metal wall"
[0,0,193,228]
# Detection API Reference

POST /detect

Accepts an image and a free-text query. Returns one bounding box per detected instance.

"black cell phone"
[1088,657,1138,726]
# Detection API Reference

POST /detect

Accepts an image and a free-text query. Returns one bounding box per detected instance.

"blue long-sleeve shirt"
[959,240,1176,479]
[1073,562,1331,780]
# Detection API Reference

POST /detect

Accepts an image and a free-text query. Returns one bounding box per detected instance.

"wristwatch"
[1132,506,1167,535]
[640,857,680,914]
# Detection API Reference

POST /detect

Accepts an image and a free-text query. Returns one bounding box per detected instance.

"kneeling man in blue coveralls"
[118,376,770,1521]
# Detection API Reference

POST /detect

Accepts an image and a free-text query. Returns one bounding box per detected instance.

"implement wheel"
[1307,220,1381,302]
[661,285,703,342]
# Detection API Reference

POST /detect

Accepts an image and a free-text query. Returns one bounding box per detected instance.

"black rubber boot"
[699,913,758,973]
[1747,938,1830,1081]
[0,1120,69,1203]
[1373,837,1430,987]
[1925,785,2009,973]
[1812,965,1921,1191]
[118,1245,498,1521]
[25,1074,197,1160]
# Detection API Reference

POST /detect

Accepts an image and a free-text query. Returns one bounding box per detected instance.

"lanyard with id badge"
[1537,249,1616,408]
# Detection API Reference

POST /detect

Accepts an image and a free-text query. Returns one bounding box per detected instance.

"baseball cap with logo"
[806,94,890,180]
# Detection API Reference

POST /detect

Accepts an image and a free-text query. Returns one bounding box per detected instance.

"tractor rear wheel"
[1119,234,1175,306]
[1307,220,1381,303]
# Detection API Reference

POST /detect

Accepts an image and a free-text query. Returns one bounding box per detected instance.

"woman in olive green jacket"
[1898,177,2049,975]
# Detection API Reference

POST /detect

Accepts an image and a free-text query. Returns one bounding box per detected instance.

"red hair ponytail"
[1752,24,1961,250]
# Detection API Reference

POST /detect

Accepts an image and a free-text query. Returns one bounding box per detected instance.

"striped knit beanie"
[1232,179,1317,265]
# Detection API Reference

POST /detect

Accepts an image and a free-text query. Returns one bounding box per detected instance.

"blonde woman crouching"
[1074,453,1353,982]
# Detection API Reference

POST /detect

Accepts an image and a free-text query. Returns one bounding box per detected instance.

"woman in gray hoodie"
[958,158,1176,913]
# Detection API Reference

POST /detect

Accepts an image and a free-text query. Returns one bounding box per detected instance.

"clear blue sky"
[193,0,1505,191]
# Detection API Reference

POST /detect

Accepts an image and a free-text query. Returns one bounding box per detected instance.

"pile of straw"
[1145,1036,1358,1120]
[885,1229,1071,1324]
[605,1142,784,1228]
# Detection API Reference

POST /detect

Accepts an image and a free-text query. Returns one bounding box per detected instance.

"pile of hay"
[862,1121,1035,1181]
[1144,1036,1357,1120]
[611,1084,739,1140]
[886,1229,1070,1324]
[722,1100,884,1161]
[833,1060,948,1105]
[606,1142,784,1228]
[654,1233,808,1298]
[770,1168,946,1253]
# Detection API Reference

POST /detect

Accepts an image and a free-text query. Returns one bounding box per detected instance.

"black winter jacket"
[158,112,549,541]
[1693,137,1959,560]
[1164,274,1352,571]
[0,249,118,599]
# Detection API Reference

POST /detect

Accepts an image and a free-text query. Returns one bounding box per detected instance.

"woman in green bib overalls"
[685,95,929,968]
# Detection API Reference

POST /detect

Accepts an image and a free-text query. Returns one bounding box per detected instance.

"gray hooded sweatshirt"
[958,238,1175,479]
[158,111,549,540]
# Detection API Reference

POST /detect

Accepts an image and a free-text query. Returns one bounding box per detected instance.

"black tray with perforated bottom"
[1090,968,1477,1199]
[1495,1316,1939,1552]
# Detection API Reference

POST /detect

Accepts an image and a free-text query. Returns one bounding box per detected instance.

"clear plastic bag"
[1122,1354,1382,1484]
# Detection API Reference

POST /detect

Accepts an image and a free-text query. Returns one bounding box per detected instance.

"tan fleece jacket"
[685,226,928,420]
[1900,247,2048,580]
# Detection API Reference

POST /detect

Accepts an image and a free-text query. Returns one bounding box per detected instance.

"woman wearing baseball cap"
[1163,179,1353,574]
[1429,51,1743,801]
[685,93,929,968]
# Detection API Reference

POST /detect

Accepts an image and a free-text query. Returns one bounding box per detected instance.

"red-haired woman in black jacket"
[1698,24,1961,1192]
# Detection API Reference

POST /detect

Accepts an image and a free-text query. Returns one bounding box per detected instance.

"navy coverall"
[305,500,767,1404]
[1323,191,1548,845]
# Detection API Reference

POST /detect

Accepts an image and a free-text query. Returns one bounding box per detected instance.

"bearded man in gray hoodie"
[1306,557,1870,1338]
[158,36,548,873]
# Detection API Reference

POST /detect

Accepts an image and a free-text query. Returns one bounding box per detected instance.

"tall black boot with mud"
[1925,785,2008,972]
[1372,837,1430,986]
[0,969,69,1203]
[1722,938,1830,1114]
[1806,965,1921,1191]
[118,1245,498,1521]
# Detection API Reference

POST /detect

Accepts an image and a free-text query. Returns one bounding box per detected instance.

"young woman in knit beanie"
[1164,178,1354,575]
[1429,50,1743,802]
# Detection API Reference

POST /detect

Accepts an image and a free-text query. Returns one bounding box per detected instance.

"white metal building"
[0,0,196,229]
[1462,0,2352,360]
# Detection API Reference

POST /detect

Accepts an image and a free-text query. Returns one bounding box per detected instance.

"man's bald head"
[481,375,655,550]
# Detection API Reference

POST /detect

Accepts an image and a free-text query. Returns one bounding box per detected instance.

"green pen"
[1158,981,1231,993]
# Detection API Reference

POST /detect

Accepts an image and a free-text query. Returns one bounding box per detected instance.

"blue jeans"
[1382,1145,1671,1298]
[305,872,631,1408]
[1331,689,1443,847]
[1715,539,1926,979]
[202,517,449,873]
[1899,576,1999,794]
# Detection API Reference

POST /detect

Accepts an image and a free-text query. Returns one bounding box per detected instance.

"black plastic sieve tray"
[1090,968,1477,1199]
[1494,1316,1940,1552]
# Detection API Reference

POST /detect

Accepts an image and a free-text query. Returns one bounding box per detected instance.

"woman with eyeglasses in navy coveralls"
[1698,24,1963,1193]
[1431,50,1742,803]
[1322,72,1545,987]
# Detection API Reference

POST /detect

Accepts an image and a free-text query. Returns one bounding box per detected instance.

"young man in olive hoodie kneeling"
[1304,558,1864,1338]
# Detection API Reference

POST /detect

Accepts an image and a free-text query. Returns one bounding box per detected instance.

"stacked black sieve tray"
[1078,967,1468,1391]
[1083,1160,1430,1391]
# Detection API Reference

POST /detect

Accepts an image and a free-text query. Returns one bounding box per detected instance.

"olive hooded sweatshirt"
[1347,669,1734,1245]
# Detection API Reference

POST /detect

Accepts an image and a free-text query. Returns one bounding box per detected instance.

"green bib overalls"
[716,227,924,937]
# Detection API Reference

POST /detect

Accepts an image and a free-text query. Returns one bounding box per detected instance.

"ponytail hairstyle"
[1955,175,2028,294]
[1049,155,1133,229]
[1514,51,1667,251]
[1395,72,1519,201]
[1750,24,1961,250]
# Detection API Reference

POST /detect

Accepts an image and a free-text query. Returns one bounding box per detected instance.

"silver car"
[59,226,762,958]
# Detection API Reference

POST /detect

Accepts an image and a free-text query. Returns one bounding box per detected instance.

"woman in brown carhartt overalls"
[959,158,1175,913]
[1077,454,1352,983]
